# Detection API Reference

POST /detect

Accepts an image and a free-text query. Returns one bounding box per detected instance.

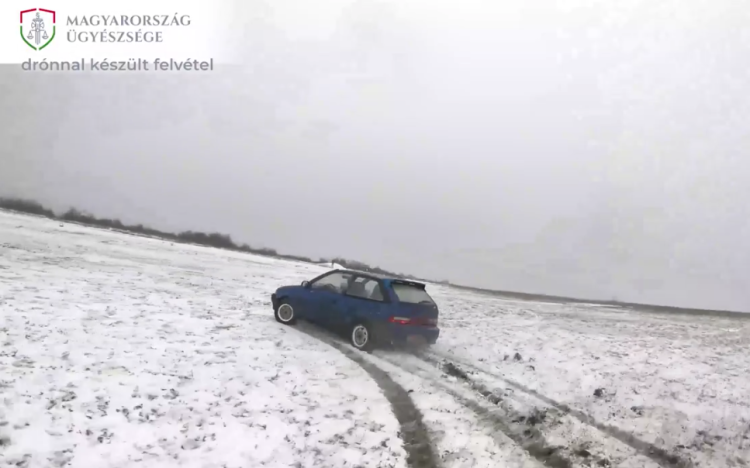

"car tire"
[350,322,374,352]
[274,301,297,325]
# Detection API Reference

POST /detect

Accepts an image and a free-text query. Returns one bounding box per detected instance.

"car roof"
[332,269,426,287]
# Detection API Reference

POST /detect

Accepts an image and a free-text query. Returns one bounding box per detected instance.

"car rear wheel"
[275,302,297,325]
[350,323,374,351]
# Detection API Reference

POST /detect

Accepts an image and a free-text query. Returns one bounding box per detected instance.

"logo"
[20,8,55,51]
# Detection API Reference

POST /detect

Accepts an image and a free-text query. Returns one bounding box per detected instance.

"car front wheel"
[275,302,297,325]
[350,323,374,351]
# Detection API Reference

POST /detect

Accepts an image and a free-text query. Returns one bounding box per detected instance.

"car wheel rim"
[278,304,294,322]
[352,325,368,348]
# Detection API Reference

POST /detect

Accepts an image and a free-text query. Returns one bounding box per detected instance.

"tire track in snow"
[294,322,440,468]
[375,351,574,468]
[421,350,693,468]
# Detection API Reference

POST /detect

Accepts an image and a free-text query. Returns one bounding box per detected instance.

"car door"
[306,271,352,326]
[336,276,388,329]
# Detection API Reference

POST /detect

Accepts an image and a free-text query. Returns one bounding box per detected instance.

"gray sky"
[2,0,749,311]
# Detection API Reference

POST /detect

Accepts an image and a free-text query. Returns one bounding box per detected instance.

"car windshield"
[391,283,435,304]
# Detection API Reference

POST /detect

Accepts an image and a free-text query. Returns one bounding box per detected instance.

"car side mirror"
[301,280,310,288]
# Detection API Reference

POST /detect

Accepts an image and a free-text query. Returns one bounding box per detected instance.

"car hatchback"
[271,269,440,351]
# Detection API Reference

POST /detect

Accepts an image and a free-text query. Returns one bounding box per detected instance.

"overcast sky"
[2,0,749,311]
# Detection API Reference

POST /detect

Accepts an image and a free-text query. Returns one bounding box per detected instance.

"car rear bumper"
[271,293,278,310]
[383,323,440,345]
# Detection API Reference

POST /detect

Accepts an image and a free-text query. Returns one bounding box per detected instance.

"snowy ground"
[427,286,750,467]
[0,212,405,468]
[2,209,749,468]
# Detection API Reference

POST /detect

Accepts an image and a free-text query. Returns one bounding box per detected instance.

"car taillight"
[389,316,438,326]
[389,316,412,324]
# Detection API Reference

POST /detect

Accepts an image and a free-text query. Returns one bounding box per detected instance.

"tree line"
[0,197,419,279]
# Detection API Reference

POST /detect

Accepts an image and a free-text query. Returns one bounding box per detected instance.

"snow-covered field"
[0,212,405,468]
[1,209,748,468]
[429,287,750,467]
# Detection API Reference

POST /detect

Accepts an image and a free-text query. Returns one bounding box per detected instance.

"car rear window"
[391,283,435,304]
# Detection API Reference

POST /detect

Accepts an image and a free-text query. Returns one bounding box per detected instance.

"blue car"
[271,269,440,351]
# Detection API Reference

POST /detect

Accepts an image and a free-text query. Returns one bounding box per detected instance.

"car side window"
[346,277,385,302]
[310,272,351,294]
